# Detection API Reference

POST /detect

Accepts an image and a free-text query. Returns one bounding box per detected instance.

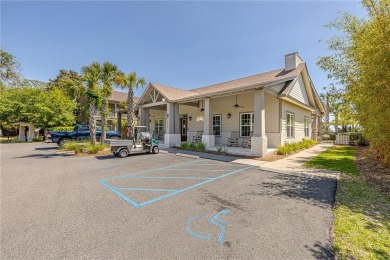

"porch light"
[227,112,232,119]
[189,116,192,121]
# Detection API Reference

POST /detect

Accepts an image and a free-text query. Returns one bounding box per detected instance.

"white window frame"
[287,112,295,138]
[240,112,254,137]
[154,118,164,134]
[304,116,310,137]
[212,114,222,136]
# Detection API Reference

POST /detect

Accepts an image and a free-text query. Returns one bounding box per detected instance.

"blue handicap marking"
[185,210,231,244]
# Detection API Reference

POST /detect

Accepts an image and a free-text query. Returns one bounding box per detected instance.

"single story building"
[135,52,325,157]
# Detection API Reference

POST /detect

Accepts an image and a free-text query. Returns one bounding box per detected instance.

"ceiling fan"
[233,95,244,109]
[199,100,204,112]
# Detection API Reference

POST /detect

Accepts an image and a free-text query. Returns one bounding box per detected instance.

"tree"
[47,70,86,123]
[81,62,102,145]
[0,86,76,129]
[0,48,22,88]
[99,62,120,142]
[318,0,390,164]
[117,72,146,139]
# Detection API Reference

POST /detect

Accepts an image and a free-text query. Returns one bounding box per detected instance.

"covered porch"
[136,85,270,157]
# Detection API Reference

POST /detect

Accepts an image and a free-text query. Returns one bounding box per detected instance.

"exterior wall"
[179,92,282,147]
[281,100,312,144]
[288,75,309,105]
[148,109,166,133]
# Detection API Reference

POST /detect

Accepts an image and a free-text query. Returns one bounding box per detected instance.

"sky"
[1,1,365,96]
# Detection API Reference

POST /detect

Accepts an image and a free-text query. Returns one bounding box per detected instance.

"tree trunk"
[101,101,107,143]
[127,88,134,139]
[334,112,339,135]
[89,102,96,144]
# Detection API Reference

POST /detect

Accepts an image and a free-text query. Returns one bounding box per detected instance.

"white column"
[202,98,215,148]
[164,103,181,147]
[251,89,267,156]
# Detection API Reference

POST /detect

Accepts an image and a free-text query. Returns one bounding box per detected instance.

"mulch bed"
[355,146,390,195]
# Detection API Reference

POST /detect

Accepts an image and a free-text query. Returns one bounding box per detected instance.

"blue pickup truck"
[46,125,121,146]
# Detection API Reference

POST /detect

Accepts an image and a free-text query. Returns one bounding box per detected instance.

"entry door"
[180,118,187,141]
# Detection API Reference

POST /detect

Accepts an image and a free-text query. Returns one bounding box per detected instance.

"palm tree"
[81,62,102,145]
[117,72,146,139]
[99,62,119,142]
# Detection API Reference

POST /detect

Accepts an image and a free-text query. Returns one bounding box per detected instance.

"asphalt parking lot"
[1,143,336,259]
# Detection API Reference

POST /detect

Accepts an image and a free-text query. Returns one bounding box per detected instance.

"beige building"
[135,52,324,157]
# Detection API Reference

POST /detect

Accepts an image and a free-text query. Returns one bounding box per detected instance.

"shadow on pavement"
[305,241,335,259]
[247,171,337,208]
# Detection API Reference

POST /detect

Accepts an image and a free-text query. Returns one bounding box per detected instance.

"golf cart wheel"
[152,146,159,154]
[118,149,128,158]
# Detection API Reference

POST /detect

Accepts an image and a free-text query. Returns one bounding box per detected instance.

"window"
[304,117,310,137]
[212,115,221,136]
[240,113,254,137]
[154,118,164,134]
[287,112,295,138]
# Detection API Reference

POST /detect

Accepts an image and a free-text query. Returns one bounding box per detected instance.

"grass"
[304,146,359,175]
[61,140,108,154]
[276,138,318,155]
[305,146,390,259]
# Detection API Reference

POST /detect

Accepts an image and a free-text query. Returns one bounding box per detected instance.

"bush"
[276,138,318,155]
[85,142,107,154]
[179,141,206,152]
[61,140,83,153]
[179,142,190,150]
[194,142,206,152]
[348,132,369,146]
[216,145,228,153]
[48,126,75,132]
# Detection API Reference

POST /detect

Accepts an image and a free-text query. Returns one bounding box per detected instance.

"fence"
[335,133,350,145]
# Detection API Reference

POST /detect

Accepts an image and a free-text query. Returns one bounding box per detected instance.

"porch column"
[251,89,267,156]
[164,102,181,147]
[312,113,318,140]
[202,98,215,148]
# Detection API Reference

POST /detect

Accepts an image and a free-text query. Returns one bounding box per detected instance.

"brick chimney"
[285,52,304,71]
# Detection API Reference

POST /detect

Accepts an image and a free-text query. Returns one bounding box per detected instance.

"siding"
[288,75,309,105]
[149,91,283,147]
[281,100,312,144]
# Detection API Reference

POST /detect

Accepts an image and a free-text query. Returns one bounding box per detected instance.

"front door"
[180,118,187,141]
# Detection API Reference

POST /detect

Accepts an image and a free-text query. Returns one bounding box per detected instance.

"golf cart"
[107,126,159,158]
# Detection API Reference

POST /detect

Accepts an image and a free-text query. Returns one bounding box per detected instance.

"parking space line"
[159,169,229,172]
[110,176,211,180]
[100,159,207,182]
[100,180,141,208]
[138,165,255,207]
[115,188,178,192]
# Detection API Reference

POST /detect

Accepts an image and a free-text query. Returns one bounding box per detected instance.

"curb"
[175,153,200,159]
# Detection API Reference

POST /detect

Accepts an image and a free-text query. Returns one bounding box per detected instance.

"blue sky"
[1,1,365,96]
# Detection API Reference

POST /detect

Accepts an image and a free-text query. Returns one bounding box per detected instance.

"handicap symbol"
[185,209,231,244]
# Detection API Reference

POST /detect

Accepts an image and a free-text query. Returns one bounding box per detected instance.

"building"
[135,52,324,157]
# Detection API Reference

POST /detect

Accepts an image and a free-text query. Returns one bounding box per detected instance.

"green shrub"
[0,138,20,143]
[179,142,190,150]
[48,126,74,132]
[276,139,318,155]
[348,132,369,146]
[85,142,107,154]
[194,142,206,152]
[189,143,197,151]
[216,145,228,153]
[62,141,83,153]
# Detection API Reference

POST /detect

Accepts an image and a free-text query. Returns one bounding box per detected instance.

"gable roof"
[108,90,139,104]
[189,63,304,97]
[138,62,323,114]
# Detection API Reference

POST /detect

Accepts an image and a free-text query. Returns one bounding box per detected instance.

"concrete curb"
[55,151,76,155]
[175,153,200,159]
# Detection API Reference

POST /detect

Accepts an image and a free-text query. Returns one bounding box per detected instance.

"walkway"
[258,143,339,178]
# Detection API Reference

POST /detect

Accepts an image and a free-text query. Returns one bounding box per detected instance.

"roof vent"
[285,52,303,71]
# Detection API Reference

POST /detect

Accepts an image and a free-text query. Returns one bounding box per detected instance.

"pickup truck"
[46,125,121,146]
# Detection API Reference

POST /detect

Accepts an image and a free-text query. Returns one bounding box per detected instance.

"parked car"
[46,125,121,146]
